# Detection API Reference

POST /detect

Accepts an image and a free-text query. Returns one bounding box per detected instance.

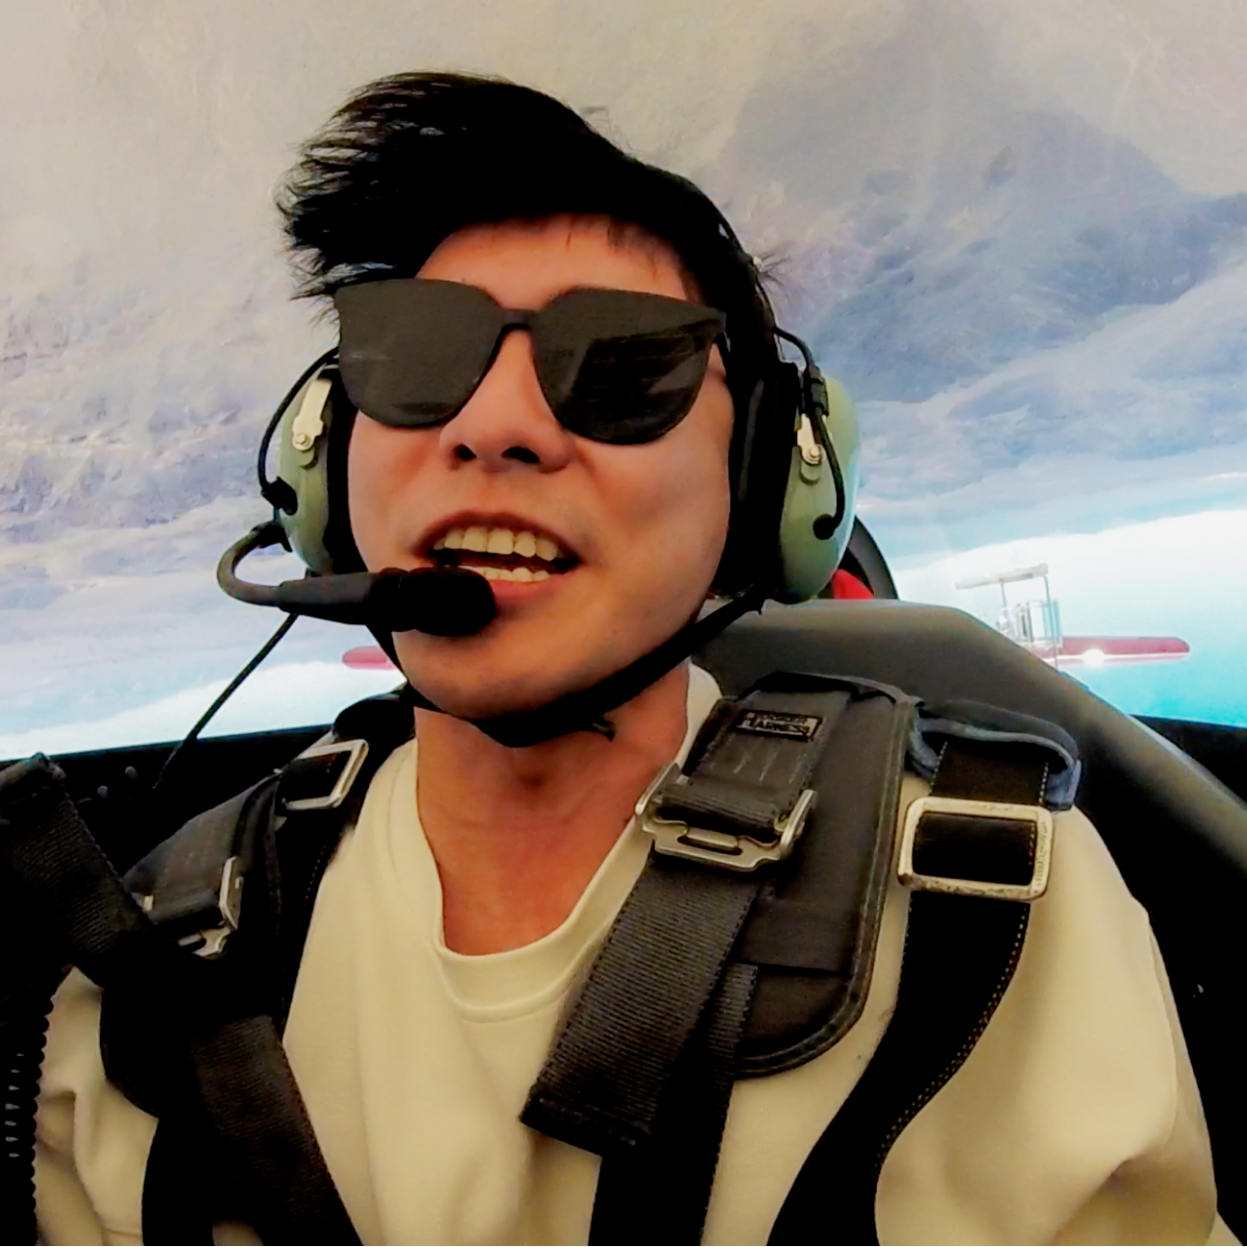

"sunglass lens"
[536,290,725,444]
[334,280,502,427]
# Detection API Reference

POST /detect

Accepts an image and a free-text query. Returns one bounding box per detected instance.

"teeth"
[464,564,547,583]
[487,527,514,555]
[435,525,565,563]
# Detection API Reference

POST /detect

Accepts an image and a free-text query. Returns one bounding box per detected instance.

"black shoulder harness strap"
[0,754,364,1246]
[522,679,1076,1245]
[0,677,1078,1246]
[769,701,1074,1245]
[109,691,415,1243]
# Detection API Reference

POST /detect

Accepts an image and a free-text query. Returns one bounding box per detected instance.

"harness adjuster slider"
[898,796,1054,902]
[282,738,370,812]
[635,763,816,873]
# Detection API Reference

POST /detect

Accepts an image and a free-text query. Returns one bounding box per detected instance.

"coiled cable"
[1,973,64,1244]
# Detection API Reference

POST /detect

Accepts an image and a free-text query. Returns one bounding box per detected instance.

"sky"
[3,0,1246,751]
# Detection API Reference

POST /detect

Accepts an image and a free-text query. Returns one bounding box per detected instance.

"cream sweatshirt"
[34,666,1227,1244]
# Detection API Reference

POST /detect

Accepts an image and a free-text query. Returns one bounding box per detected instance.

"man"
[32,73,1224,1244]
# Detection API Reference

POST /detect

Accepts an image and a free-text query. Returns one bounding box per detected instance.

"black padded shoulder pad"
[732,673,914,1076]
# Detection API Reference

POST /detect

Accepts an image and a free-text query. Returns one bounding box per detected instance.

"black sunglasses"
[333,279,727,446]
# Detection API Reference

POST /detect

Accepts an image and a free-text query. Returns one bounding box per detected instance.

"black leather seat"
[698,599,1247,1234]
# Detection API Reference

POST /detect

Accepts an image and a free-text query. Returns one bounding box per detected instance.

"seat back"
[698,600,1247,1234]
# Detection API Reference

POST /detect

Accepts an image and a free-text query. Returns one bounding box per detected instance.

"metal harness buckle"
[282,738,370,812]
[138,739,372,961]
[635,763,816,873]
[153,854,245,960]
[898,796,1054,902]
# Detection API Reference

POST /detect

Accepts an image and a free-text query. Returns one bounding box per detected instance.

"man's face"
[347,216,734,719]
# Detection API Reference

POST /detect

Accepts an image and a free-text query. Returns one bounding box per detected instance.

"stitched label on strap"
[734,710,824,741]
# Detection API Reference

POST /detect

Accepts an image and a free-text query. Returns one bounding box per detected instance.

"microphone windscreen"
[381,566,496,637]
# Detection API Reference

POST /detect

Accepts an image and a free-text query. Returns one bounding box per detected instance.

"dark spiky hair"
[278,73,774,351]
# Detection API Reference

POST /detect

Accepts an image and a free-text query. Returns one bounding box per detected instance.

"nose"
[438,328,575,471]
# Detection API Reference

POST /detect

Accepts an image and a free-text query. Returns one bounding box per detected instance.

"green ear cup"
[776,375,860,603]
[274,370,337,575]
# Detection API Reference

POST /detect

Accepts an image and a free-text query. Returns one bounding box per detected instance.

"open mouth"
[429,523,578,583]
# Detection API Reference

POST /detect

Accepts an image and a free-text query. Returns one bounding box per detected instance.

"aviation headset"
[221,324,858,617]
[234,326,857,583]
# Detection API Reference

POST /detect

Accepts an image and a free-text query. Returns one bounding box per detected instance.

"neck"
[414,663,691,954]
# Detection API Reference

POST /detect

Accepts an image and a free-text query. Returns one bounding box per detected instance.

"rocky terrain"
[3,0,1246,742]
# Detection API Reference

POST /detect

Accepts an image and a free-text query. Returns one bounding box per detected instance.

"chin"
[391,585,706,722]
[395,640,605,721]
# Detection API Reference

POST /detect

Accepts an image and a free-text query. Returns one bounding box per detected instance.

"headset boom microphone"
[218,522,497,638]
